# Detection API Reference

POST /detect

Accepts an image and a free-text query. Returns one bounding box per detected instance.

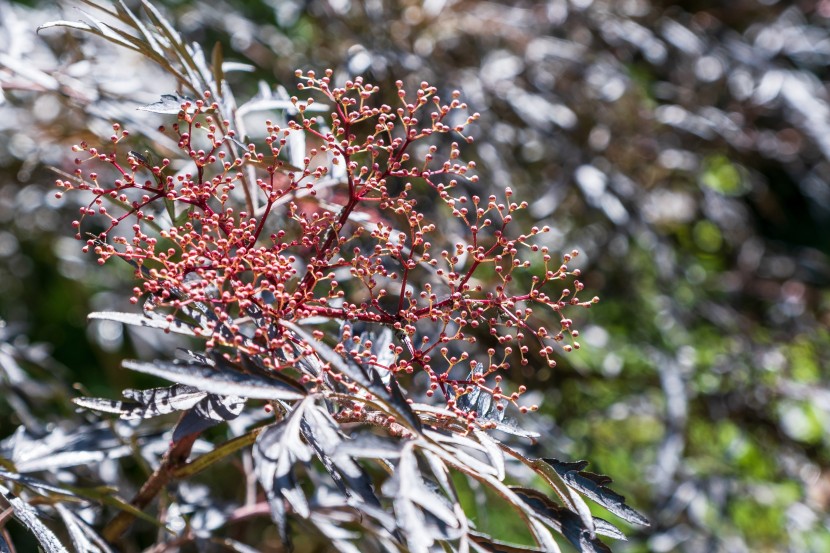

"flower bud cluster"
[57,70,596,426]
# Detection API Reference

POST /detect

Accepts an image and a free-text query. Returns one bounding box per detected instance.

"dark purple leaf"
[455,362,506,423]
[544,459,650,527]
[123,384,207,414]
[307,512,363,553]
[286,322,421,430]
[381,445,462,552]
[207,351,304,397]
[300,403,380,507]
[423,429,502,478]
[173,394,246,441]
[341,322,397,385]
[489,420,540,440]
[253,398,314,541]
[512,487,612,553]
[381,371,422,432]
[122,359,305,400]
[74,384,207,420]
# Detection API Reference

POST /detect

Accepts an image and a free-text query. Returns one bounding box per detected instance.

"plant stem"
[173,426,266,479]
[102,427,200,543]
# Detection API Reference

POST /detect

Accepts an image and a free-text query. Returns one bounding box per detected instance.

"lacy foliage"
[1,2,647,552]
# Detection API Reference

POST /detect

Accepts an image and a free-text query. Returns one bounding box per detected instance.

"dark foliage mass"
[1,0,829,552]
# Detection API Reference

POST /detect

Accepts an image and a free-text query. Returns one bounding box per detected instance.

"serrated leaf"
[544,459,650,527]
[139,0,206,91]
[75,8,134,48]
[523,456,594,535]
[114,0,164,55]
[239,352,310,392]
[186,41,216,97]
[420,448,454,499]
[191,393,246,422]
[512,487,611,553]
[342,322,397,386]
[377,371,422,432]
[382,444,462,553]
[74,384,207,420]
[423,430,500,478]
[489,419,540,439]
[300,403,380,507]
[593,518,627,541]
[123,384,208,413]
[173,394,246,441]
[72,396,134,416]
[285,322,421,431]
[0,485,69,553]
[427,445,562,552]
[122,359,305,400]
[455,363,506,423]
[207,350,306,397]
[139,287,221,339]
[307,510,363,553]
[253,398,314,540]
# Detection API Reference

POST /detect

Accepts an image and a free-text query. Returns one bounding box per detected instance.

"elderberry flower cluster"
[56,70,597,426]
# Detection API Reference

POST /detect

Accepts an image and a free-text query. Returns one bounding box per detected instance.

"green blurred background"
[2,0,830,551]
